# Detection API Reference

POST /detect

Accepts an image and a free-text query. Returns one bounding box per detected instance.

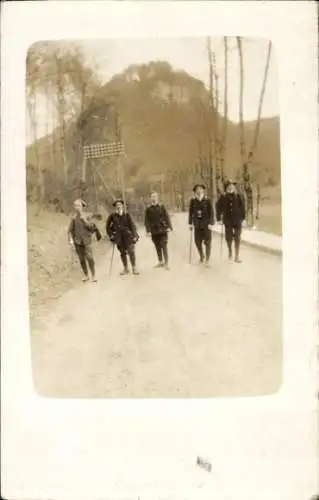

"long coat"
[106,212,139,248]
[216,193,246,226]
[188,197,214,229]
[68,216,101,245]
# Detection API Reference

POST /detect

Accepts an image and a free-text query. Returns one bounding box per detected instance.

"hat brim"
[193,184,206,192]
[112,199,124,207]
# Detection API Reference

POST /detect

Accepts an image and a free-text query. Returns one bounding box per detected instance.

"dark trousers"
[117,243,136,269]
[74,243,95,277]
[151,232,168,263]
[194,227,212,261]
[225,224,242,256]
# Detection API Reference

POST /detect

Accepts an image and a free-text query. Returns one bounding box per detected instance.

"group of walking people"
[67,179,246,282]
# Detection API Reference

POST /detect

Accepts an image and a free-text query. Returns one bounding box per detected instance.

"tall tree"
[26,50,45,203]
[206,37,214,200]
[247,41,273,167]
[236,36,246,180]
[219,36,228,186]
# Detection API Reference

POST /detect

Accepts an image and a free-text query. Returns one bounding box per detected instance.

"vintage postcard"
[1,1,318,499]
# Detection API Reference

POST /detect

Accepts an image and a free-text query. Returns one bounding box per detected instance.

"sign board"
[83,142,125,159]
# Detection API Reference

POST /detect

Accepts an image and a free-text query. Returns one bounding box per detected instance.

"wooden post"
[93,167,99,212]
[95,166,116,200]
[81,156,87,183]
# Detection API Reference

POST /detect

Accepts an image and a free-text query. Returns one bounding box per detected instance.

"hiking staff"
[109,242,115,276]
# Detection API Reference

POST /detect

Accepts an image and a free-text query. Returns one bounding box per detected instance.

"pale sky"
[27,37,278,145]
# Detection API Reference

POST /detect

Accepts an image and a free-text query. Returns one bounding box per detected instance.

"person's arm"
[188,199,194,226]
[239,194,246,221]
[207,198,215,226]
[127,213,138,240]
[144,208,151,233]
[162,205,173,231]
[94,225,102,241]
[106,215,114,239]
[80,214,96,232]
[67,219,74,245]
[215,195,223,222]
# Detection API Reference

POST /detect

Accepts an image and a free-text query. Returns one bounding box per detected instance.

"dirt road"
[31,214,282,398]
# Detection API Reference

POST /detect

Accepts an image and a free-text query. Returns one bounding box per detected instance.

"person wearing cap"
[68,199,102,282]
[106,199,140,275]
[144,191,173,270]
[216,179,246,263]
[188,184,215,266]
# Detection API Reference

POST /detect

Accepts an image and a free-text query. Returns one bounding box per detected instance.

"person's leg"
[75,244,89,279]
[128,244,139,274]
[204,228,212,264]
[118,245,129,274]
[234,224,242,262]
[224,225,233,259]
[84,244,96,280]
[151,234,163,265]
[161,233,169,267]
[194,229,204,262]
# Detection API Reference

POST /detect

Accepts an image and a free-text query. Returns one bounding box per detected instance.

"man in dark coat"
[144,191,173,270]
[188,184,214,266]
[106,199,140,275]
[216,179,246,263]
[68,199,102,282]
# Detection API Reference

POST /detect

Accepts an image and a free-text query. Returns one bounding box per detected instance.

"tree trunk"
[55,55,68,185]
[220,36,228,185]
[27,91,44,204]
[212,51,221,195]
[247,41,272,165]
[206,37,215,203]
[236,37,246,175]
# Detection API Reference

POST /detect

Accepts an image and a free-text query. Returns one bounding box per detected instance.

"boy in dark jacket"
[188,184,214,266]
[216,180,246,263]
[144,191,173,269]
[106,199,140,275]
[68,199,102,282]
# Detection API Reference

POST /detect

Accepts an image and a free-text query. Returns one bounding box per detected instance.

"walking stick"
[189,229,193,264]
[109,243,115,276]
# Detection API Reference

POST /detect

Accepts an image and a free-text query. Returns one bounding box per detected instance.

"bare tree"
[219,36,228,186]
[236,36,246,179]
[247,40,273,166]
[206,37,215,201]
[26,52,45,203]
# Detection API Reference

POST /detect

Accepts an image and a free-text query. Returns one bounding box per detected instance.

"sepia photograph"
[26,37,282,398]
[2,2,318,499]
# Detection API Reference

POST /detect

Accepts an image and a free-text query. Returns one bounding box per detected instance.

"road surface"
[31,214,282,398]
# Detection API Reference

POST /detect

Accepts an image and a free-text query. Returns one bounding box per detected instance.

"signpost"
[82,141,126,208]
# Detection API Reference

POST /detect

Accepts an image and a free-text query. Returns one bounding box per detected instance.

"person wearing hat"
[188,184,215,266]
[106,199,140,275]
[144,191,173,270]
[68,199,102,282]
[216,179,246,263]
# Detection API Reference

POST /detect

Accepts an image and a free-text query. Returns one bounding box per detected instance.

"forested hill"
[27,57,281,211]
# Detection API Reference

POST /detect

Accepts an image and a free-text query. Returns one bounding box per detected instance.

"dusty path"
[31,214,282,398]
